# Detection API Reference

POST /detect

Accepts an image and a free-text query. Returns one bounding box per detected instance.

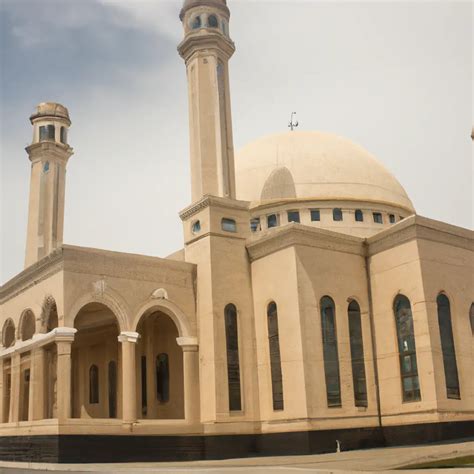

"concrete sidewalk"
[0,439,473,473]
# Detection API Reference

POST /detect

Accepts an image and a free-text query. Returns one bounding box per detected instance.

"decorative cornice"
[0,248,64,304]
[179,194,249,221]
[367,215,473,256]
[25,141,74,163]
[177,31,235,63]
[247,223,366,262]
[0,327,76,359]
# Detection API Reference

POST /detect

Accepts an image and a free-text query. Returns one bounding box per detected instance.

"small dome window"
[333,208,343,221]
[355,209,364,222]
[373,212,383,224]
[192,220,201,234]
[191,15,202,29]
[222,218,237,232]
[310,209,320,221]
[389,214,396,224]
[287,210,300,223]
[39,124,55,142]
[60,126,67,144]
[43,161,50,173]
[208,14,219,28]
[267,214,279,228]
[250,217,261,232]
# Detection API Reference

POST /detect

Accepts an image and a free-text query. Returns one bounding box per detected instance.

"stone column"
[29,347,45,420]
[0,359,4,423]
[176,337,200,424]
[9,352,21,423]
[55,327,76,421]
[118,332,140,424]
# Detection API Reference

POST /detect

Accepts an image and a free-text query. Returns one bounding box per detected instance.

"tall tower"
[178,0,236,202]
[24,102,73,268]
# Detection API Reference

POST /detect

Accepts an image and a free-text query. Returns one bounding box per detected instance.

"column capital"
[54,327,77,343]
[176,336,199,352]
[118,331,140,344]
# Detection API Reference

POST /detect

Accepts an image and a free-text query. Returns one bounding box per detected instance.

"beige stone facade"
[0,0,472,462]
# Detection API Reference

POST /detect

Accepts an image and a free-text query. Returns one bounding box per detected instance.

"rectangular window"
[310,209,320,221]
[222,218,237,232]
[60,126,67,144]
[355,210,364,222]
[389,214,396,224]
[141,356,147,416]
[333,208,343,221]
[373,212,383,224]
[250,218,261,232]
[267,214,279,228]
[287,210,300,223]
[39,124,55,141]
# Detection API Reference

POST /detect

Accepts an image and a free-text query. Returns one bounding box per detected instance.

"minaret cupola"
[178,0,237,202]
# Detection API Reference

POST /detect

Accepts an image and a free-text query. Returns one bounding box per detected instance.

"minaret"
[24,102,73,268]
[178,0,236,202]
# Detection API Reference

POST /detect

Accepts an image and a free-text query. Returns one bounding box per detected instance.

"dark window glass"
[156,353,170,403]
[355,209,363,222]
[191,15,201,29]
[3,320,15,348]
[389,214,396,224]
[39,124,55,141]
[250,218,261,232]
[208,14,219,28]
[192,220,201,233]
[108,361,117,418]
[348,301,367,407]
[287,210,300,223]
[222,218,237,232]
[373,212,383,224]
[394,295,421,402]
[267,214,278,228]
[267,302,283,410]
[310,209,320,221]
[437,294,460,399]
[141,356,147,415]
[60,126,67,144]
[43,161,50,173]
[333,208,343,221]
[320,296,341,407]
[89,365,99,404]
[224,304,241,411]
[470,303,474,336]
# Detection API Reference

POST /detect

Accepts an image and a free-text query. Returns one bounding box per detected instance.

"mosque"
[0,0,472,463]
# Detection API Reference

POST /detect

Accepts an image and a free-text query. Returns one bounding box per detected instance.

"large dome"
[235,131,415,212]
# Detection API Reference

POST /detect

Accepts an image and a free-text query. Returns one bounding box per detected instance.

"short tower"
[24,102,73,268]
[178,0,236,202]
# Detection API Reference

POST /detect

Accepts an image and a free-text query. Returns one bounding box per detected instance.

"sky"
[0,0,472,284]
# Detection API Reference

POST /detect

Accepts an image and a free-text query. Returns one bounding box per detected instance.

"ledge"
[179,195,249,221]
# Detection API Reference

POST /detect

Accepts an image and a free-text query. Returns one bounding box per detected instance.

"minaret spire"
[178,0,236,202]
[24,102,73,268]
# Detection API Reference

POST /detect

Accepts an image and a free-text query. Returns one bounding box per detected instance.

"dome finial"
[288,112,299,131]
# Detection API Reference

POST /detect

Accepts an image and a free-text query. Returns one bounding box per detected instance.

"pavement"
[0,439,473,473]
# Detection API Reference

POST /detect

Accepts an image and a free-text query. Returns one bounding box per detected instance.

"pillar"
[177,337,200,424]
[0,359,4,423]
[9,352,20,422]
[29,347,45,420]
[55,327,76,421]
[118,331,139,424]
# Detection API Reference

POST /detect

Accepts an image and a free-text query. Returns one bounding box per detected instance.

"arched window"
[333,208,343,221]
[108,361,117,418]
[43,161,50,173]
[41,296,58,333]
[267,214,279,228]
[320,296,341,407]
[60,126,67,144]
[222,218,237,232]
[355,210,363,222]
[39,124,55,141]
[267,302,283,410]
[348,301,367,406]
[20,310,35,341]
[224,304,241,411]
[191,15,201,29]
[437,294,460,399]
[192,220,201,234]
[208,14,219,28]
[470,303,474,336]
[156,353,170,403]
[394,295,421,402]
[2,319,15,348]
[89,365,99,404]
